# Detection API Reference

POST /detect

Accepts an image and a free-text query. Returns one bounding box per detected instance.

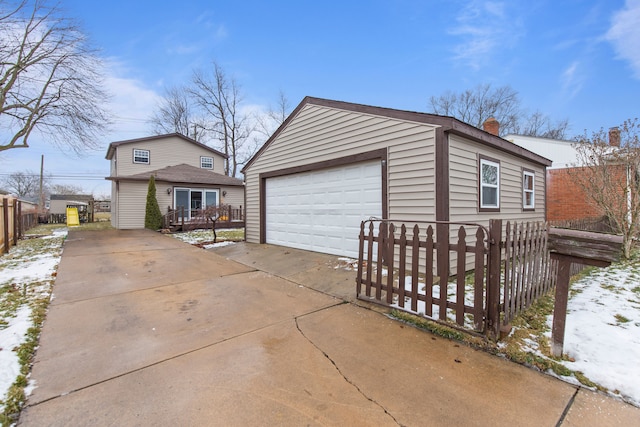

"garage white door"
[265,161,382,258]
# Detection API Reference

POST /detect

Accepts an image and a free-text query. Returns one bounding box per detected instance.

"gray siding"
[222,186,244,208]
[116,181,148,229]
[448,134,546,228]
[245,104,438,243]
[115,135,226,177]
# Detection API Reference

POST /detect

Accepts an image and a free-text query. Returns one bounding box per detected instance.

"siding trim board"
[435,128,450,222]
[258,148,388,244]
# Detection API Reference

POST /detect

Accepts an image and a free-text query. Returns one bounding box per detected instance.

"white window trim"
[201,156,214,169]
[523,170,535,209]
[480,158,500,210]
[133,149,150,164]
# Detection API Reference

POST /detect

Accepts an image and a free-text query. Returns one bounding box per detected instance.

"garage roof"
[242,96,552,173]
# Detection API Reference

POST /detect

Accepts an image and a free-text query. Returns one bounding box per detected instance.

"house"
[50,194,94,222]
[242,97,551,258]
[505,129,621,222]
[105,133,244,230]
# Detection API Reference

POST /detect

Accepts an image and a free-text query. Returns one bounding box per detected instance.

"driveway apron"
[18,229,640,426]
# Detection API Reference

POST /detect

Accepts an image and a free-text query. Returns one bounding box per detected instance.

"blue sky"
[1,0,639,197]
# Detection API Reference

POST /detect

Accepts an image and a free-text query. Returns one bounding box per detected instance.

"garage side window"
[133,149,150,164]
[479,156,500,211]
[523,169,535,210]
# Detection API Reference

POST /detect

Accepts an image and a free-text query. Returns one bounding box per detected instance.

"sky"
[1,0,639,198]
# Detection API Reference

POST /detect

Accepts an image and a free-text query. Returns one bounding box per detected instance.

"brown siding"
[244,104,437,243]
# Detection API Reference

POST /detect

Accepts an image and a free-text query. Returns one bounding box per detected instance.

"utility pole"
[39,154,44,214]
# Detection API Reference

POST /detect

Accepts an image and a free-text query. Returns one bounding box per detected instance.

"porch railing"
[162,205,244,230]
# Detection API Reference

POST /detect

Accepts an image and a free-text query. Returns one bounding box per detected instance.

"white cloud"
[605,0,640,79]
[103,62,163,141]
[561,61,585,99]
[449,1,523,70]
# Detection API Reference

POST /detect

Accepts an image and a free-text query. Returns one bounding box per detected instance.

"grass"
[0,225,65,425]
[170,228,245,244]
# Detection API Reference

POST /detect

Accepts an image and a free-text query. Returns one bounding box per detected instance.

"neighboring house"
[505,129,621,221]
[50,194,94,222]
[503,134,580,169]
[242,97,551,258]
[106,133,244,230]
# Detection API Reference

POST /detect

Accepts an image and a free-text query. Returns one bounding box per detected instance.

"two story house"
[106,133,244,229]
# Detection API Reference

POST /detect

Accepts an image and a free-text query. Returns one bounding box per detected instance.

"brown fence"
[550,216,615,234]
[1,197,39,255]
[356,219,558,338]
[501,221,553,325]
[356,219,500,335]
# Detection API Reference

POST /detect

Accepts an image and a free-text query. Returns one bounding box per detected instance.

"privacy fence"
[356,219,560,339]
[1,197,38,255]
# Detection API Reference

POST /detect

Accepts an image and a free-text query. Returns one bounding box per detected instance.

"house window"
[201,156,213,169]
[133,149,150,164]
[479,156,500,211]
[523,169,535,210]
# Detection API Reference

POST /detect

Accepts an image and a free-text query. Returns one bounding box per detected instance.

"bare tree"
[149,85,206,141]
[428,83,570,138]
[254,90,291,139]
[515,110,570,140]
[570,119,640,258]
[203,203,230,243]
[189,62,253,177]
[1,170,44,198]
[0,0,111,153]
[49,182,83,195]
[429,84,520,135]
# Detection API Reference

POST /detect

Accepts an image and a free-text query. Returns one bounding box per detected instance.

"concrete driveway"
[19,229,640,426]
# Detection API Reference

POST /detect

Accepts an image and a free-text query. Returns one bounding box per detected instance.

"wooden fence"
[501,221,553,325]
[1,197,39,255]
[356,219,558,338]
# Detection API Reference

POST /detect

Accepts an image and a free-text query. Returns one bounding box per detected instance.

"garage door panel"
[266,161,382,258]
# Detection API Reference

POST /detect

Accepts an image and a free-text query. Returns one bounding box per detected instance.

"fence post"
[2,197,9,255]
[14,200,20,243]
[486,219,502,340]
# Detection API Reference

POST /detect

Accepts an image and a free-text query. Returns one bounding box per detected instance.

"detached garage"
[243,97,551,258]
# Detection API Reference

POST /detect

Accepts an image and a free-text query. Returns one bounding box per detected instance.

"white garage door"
[266,161,382,258]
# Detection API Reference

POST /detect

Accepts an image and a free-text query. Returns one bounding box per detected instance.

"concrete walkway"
[19,229,640,426]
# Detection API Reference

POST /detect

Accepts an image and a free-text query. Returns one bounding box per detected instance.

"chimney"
[483,117,500,136]
[609,127,620,147]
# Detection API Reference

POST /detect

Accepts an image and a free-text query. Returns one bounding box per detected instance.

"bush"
[145,176,163,230]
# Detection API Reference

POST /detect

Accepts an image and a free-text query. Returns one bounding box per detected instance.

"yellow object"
[66,207,80,226]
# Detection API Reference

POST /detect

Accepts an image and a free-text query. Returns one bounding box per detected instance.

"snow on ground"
[1,227,639,412]
[0,228,66,413]
[0,305,32,401]
[550,262,640,406]
[171,229,238,245]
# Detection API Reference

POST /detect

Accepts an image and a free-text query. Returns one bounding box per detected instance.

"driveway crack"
[294,312,404,427]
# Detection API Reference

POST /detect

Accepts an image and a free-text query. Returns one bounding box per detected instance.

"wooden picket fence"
[356,219,556,338]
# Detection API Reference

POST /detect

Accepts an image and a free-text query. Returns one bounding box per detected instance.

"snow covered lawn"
[553,262,640,406]
[0,227,66,421]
